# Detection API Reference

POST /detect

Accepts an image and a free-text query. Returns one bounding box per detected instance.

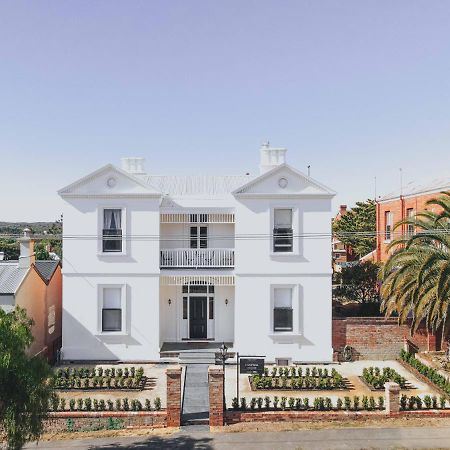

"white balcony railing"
[160,248,235,268]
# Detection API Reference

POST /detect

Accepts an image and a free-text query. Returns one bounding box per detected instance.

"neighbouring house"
[58,143,336,363]
[0,229,62,360]
[376,174,450,262]
[332,205,357,271]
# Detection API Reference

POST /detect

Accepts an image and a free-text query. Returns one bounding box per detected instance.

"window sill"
[268,332,303,343]
[95,331,128,337]
[270,252,300,258]
[98,251,127,257]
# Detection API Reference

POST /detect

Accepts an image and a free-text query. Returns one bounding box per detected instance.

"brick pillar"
[166,367,182,427]
[208,367,224,427]
[427,331,437,351]
[384,382,400,415]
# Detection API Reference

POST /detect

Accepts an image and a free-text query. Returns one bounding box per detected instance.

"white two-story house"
[58,144,335,363]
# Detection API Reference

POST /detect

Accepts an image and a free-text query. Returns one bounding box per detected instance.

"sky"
[1,1,450,221]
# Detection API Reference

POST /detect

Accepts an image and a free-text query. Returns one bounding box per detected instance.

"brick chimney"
[18,228,35,269]
[339,205,347,216]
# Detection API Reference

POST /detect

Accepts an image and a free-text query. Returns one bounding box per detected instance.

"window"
[273,209,293,252]
[209,297,214,319]
[407,208,414,237]
[275,358,291,366]
[103,209,122,252]
[385,211,393,241]
[183,297,188,319]
[102,287,122,332]
[190,226,207,249]
[273,287,293,332]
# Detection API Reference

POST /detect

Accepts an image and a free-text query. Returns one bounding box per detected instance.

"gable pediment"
[58,164,161,198]
[233,164,335,197]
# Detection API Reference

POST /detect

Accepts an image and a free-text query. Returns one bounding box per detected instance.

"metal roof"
[380,173,450,202]
[34,260,60,283]
[0,263,28,294]
[137,174,254,196]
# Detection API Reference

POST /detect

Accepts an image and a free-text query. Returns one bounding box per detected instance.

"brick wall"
[332,317,440,360]
[44,411,167,432]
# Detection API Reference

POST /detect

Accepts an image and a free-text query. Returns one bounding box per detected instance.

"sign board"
[239,358,264,374]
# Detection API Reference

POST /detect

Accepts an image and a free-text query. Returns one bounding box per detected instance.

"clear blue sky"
[1,1,450,221]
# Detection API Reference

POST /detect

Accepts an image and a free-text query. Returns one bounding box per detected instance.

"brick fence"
[332,317,441,360]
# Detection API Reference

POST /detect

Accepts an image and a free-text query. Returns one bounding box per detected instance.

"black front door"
[189,296,207,339]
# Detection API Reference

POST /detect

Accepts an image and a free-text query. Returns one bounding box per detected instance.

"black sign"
[240,358,264,374]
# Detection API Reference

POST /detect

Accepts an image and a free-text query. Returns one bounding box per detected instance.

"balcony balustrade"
[160,248,234,268]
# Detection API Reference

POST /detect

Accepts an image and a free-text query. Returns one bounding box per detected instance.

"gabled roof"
[34,260,60,284]
[232,163,336,197]
[58,164,162,197]
[0,263,28,295]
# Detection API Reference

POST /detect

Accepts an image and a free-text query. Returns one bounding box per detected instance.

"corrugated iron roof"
[0,263,28,294]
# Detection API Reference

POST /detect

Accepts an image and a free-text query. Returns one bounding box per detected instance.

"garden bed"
[53,366,147,391]
[359,366,412,391]
[249,367,349,391]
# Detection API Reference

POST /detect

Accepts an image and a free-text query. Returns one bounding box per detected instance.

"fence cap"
[384,381,401,392]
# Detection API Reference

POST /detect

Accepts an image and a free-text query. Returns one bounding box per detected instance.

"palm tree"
[380,191,450,338]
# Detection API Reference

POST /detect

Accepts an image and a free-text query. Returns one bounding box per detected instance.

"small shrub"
[288,397,295,410]
[66,418,74,432]
[107,399,114,411]
[84,398,92,411]
[303,397,309,410]
[362,396,369,410]
[145,399,151,411]
[353,396,360,411]
[325,397,332,411]
[59,398,66,411]
[124,367,130,378]
[336,398,343,410]
[369,397,376,411]
[122,398,129,411]
[97,367,103,377]
[76,398,83,411]
[117,368,123,377]
[105,368,111,377]
[400,395,407,410]
[240,397,247,410]
[378,396,384,410]
[250,398,257,410]
[440,396,447,409]
[83,378,90,389]
[115,399,122,411]
[432,396,438,409]
[130,367,136,377]
[424,395,432,409]
[69,399,76,411]
[264,396,271,409]
[407,396,415,410]
[93,399,99,411]
[344,396,351,411]
[232,397,239,410]
[416,396,422,410]
[50,393,59,411]
[295,398,302,410]
[111,368,116,377]
[280,396,287,410]
[273,396,279,409]
[257,397,263,409]
[154,397,161,411]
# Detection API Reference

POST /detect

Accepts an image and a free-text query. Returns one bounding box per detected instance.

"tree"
[334,261,380,304]
[333,199,376,257]
[0,308,52,449]
[380,192,450,336]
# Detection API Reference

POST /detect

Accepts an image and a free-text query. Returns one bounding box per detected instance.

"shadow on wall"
[62,310,142,361]
[93,433,214,449]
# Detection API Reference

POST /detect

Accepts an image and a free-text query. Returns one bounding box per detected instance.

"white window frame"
[270,206,299,256]
[269,284,299,335]
[384,211,393,243]
[97,284,127,335]
[189,224,208,249]
[98,206,127,256]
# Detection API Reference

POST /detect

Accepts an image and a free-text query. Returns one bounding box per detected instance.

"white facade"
[58,145,335,362]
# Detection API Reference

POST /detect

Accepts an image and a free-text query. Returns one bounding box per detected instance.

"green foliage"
[333,200,376,257]
[334,262,380,304]
[362,366,407,389]
[380,192,450,334]
[0,307,52,450]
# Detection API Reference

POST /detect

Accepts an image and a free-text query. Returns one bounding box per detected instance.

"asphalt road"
[22,426,450,449]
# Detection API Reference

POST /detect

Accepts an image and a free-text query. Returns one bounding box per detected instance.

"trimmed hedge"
[362,367,407,389]
[400,350,450,395]
[48,394,162,412]
[230,395,384,411]
[400,394,447,410]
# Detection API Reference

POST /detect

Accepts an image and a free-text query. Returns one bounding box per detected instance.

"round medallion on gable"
[278,177,288,189]
[106,177,117,188]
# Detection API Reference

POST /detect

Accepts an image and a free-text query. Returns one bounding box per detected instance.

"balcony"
[160,248,235,269]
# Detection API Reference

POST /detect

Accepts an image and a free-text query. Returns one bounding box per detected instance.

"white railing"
[160,213,235,224]
[160,248,235,268]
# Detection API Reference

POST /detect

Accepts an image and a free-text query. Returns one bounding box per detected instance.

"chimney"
[18,228,35,269]
[121,157,146,175]
[259,142,287,174]
[339,205,347,216]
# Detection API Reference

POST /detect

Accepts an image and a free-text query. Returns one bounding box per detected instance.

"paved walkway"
[24,426,450,449]
[181,364,210,425]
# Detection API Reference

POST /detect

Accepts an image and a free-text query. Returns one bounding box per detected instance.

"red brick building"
[376,175,450,262]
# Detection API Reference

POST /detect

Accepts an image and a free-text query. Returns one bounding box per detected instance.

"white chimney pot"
[259,143,287,174]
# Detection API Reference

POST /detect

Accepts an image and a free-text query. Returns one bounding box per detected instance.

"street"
[24,426,450,449]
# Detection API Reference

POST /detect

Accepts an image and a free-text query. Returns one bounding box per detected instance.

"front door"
[189,296,207,339]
